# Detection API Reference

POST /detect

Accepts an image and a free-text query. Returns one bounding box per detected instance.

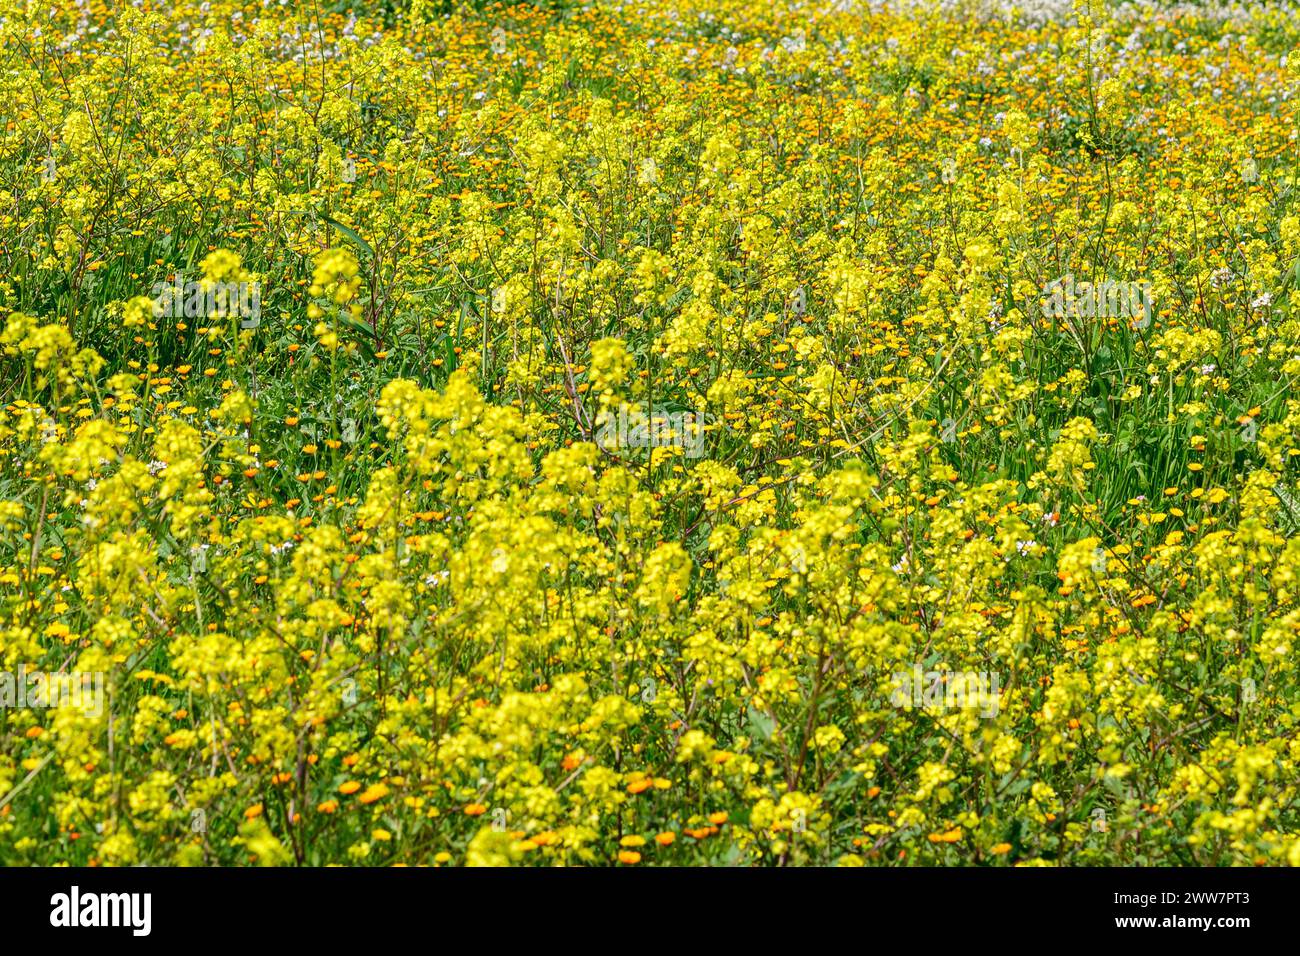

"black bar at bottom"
[0,865,1288,943]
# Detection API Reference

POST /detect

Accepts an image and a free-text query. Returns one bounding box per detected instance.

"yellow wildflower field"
[2,0,1300,867]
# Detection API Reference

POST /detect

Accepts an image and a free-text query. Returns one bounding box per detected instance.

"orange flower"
[464,803,487,816]
[617,850,641,864]
[358,783,389,805]
[927,827,964,843]
[338,781,361,795]
[655,831,676,846]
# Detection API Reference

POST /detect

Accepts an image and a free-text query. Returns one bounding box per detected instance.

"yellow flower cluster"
[1,0,1300,867]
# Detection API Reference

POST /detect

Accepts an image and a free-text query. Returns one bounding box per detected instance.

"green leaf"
[321,215,374,259]
[746,707,774,742]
